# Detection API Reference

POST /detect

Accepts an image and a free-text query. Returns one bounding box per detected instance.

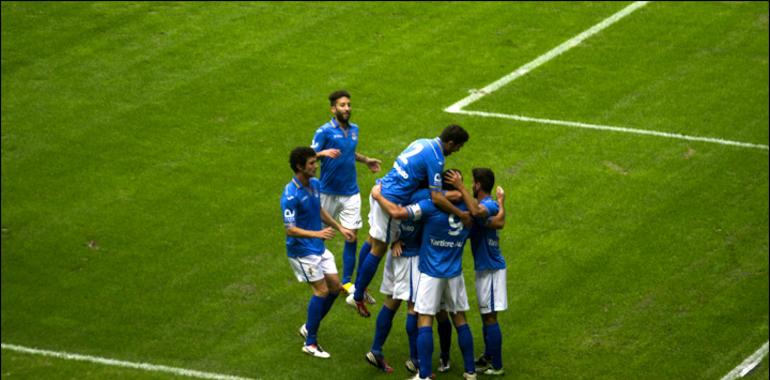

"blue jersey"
[311,118,360,196]
[470,197,506,271]
[380,138,445,204]
[398,189,433,257]
[281,177,325,257]
[418,202,471,278]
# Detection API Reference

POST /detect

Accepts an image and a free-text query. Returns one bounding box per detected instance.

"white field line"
[454,109,770,150]
[444,1,649,113]
[721,341,769,380]
[444,1,769,151]
[1,343,257,380]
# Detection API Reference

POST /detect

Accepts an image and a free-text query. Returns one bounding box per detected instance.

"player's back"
[380,138,444,204]
[418,201,470,278]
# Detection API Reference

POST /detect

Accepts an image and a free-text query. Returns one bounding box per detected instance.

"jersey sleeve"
[405,198,436,221]
[482,198,500,217]
[426,154,443,192]
[310,127,326,153]
[281,190,298,228]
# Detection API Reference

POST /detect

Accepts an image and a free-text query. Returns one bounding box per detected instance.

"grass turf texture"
[2,2,768,379]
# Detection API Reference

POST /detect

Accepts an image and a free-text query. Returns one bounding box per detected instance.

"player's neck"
[475,191,490,200]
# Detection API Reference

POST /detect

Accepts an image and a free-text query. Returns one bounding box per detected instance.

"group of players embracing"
[281,90,508,379]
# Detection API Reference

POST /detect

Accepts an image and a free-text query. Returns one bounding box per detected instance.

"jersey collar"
[291,176,304,189]
[330,117,347,129]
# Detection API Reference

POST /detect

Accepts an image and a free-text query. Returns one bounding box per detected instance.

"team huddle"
[281,91,508,380]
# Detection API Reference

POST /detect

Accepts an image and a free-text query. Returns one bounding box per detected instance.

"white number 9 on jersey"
[448,214,463,236]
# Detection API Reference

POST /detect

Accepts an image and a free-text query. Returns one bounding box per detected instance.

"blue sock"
[482,324,490,357]
[487,323,503,369]
[370,305,396,355]
[438,317,452,361]
[320,291,339,319]
[305,295,326,345]
[355,240,371,282]
[354,253,381,301]
[456,324,475,373]
[406,313,419,362]
[417,326,433,378]
[342,240,357,284]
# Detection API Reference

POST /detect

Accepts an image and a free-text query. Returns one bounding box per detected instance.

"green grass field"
[2,2,768,379]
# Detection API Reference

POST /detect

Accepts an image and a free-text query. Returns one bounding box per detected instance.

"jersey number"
[448,215,463,236]
[397,143,424,165]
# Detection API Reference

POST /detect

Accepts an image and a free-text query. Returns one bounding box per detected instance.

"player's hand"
[366,157,382,173]
[496,186,505,202]
[460,211,472,227]
[340,227,356,242]
[391,240,403,257]
[444,170,464,189]
[370,184,383,200]
[317,227,336,240]
[319,149,341,158]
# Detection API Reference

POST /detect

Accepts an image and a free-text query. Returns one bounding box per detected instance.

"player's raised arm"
[430,190,471,227]
[444,169,488,218]
[487,186,506,230]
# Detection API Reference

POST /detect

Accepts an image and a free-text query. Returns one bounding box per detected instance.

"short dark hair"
[329,90,351,106]
[472,168,495,193]
[440,124,469,145]
[442,168,462,191]
[289,146,317,172]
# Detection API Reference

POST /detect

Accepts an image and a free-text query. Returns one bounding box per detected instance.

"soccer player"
[281,146,356,359]
[364,184,462,374]
[412,169,478,380]
[363,188,428,373]
[446,168,507,376]
[348,125,471,318]
[311,90,382,298]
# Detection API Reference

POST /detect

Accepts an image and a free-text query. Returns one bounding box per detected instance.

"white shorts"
[321,193,363,230]
[367,194,401,244]
[380,252,421,303]
[414,272,469,315]
[288,249,338,283]
[475,269,508,314]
